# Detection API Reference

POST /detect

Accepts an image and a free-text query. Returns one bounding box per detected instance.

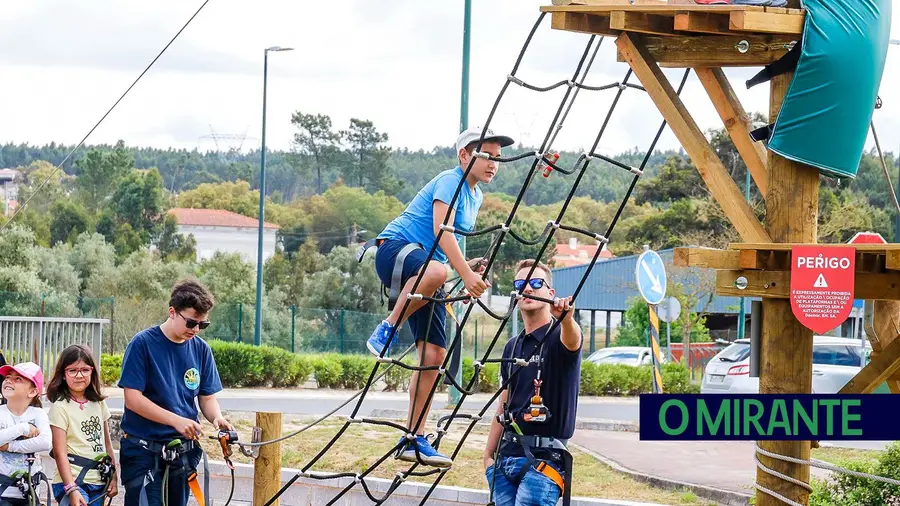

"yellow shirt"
[48,398,111,485]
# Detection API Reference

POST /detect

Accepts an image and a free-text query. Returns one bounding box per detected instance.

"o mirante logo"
[184,367,200,390]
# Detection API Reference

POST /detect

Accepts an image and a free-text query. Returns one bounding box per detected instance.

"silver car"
[700,335,871,394]
[586,346,666,367]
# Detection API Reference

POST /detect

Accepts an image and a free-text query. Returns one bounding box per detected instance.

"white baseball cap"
[455,126,515,154]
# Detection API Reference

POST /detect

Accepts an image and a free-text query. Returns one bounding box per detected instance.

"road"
[103,388,890,450]
[103,387,640,421]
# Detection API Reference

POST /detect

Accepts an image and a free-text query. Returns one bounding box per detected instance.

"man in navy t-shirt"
[364,126,514,468]
[118,279,231,506]
[483,259,582,506]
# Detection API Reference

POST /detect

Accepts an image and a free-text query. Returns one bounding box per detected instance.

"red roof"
[168,208,279,230]
[553,239,615,267]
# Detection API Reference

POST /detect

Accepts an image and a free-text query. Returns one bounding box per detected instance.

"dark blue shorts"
[374,239,447,350]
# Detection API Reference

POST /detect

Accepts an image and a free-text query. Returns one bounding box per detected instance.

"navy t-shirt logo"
[184,368,200,390]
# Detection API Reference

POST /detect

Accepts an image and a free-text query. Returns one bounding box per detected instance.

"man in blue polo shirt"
[118,279,232,506]
[365,126,514,468]
[483,259,582,506]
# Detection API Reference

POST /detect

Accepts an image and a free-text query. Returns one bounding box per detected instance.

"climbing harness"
[56,453,116,506]
[356,239,424,311]
[211,430,238,506]
[121,434,210,506]
[0,453,51,506]
[259,14,687,506]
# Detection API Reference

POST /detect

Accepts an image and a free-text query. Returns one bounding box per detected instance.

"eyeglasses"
[513,278,547,291]
[65,367,93,378]
[177,312,210,330]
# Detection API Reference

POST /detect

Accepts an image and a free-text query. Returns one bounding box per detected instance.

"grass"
[811,446,883,466]
[197,413,715,505]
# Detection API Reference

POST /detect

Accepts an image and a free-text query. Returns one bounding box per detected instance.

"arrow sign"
[636,249,667,305]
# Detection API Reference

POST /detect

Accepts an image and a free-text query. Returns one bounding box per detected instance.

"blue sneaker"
[366,320,397,357]
[396,435,452,468]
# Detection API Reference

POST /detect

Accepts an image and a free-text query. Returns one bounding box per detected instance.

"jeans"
[52,482,108,506]
[119,437,202,506]
[485,456,562,506]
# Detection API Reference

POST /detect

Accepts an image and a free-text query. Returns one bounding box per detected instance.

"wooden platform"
[543,0,805,67]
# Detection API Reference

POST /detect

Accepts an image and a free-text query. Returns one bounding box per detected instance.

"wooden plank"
[616,34,793,67]
[551,11,618,36]
[729,10,804,35]
[673,247,740,269]
[254,411,283,506]
[716,270,900,300]
[839,334,900,394]
[610,11,675,36]
[616,32,771,243]
[728,243,900,252]
[870,301,900,392]
[756,71,815,506]
[695,68,768,196]
[553,0,668,5]
[543,4,767,13]
[673,12,732,35]
[739,249,766,269]
[885,251,900,271]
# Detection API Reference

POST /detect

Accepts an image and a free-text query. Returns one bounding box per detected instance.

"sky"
[1,0,898,159]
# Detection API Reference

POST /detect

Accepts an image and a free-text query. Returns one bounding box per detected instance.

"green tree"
[74,141,133,211]
[156,214,197,263]
[291,112,340,195]
[264,240,322,306]
[110,168,167,246]
[197,252,256,304]
[49,200,91,246]
[300,246,382,312]
[0,225,36,269]
[339,118,396,192]
[68,233,116,293]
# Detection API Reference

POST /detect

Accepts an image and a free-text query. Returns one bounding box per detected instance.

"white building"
[0,169,18,217]
[168,208,280,263]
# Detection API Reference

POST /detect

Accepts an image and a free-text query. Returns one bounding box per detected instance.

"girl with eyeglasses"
[46,345,118,506]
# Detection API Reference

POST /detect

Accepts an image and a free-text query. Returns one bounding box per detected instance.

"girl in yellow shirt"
[47,345,118,506]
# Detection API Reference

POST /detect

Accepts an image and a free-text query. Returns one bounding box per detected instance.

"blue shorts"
[374,239,447,350]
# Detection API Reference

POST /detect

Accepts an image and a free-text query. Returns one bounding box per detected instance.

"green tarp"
[763,0,892,179]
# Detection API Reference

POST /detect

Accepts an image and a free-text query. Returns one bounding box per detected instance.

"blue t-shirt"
[118,326,223,441]
[378,166,483,264]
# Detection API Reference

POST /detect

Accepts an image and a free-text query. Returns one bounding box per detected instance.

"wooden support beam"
[552,0,668,5]
[551,11,618,36]
[254,412,283,506]
[616,34,793,67]
[871,301,900,392]
[695,68,768,197]
[673,12,732,35]
[610,11,675,36]
[756,72,816,506]
[615,32,771,243]
[673,247,740,269]
[886,251,900,271]
[729,10,804,34]
[839,334,900,394]
[716,270,900,300]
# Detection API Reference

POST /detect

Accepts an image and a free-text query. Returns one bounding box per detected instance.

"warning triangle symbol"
[814,273,828,288]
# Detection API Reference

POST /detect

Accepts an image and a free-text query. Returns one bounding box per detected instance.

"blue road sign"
[635,249,667,305]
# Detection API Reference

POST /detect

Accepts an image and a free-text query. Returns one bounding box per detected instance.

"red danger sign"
[790,246,855,334]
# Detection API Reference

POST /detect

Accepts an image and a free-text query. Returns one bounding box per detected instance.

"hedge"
[99,341,699,395]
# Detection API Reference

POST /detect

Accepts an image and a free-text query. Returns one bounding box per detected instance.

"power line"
[1,0,212,230]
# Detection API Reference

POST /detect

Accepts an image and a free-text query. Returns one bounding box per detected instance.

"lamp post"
[890,40,899,242]
[254,45,293,347]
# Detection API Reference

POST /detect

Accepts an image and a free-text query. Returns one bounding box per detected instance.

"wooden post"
[254,412,283,506]
[871,301,900,392]
[755,73,818,506]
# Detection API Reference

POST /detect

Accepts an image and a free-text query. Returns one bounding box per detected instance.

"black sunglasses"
[177,312,211,330]
[513,278,547,291]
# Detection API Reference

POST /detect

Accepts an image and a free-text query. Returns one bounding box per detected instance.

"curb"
[570,442,753,506]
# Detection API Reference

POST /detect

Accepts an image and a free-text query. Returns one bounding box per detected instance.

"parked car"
[586,346,667,367]
[700,335,871,394]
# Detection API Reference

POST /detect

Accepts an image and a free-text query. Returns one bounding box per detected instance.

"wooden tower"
[543,1,897,505]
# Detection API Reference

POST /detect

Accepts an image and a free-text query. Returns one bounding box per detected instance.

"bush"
[337,354,373,390]
[100,354,123,387]
[580,362,696,396]
[383,355,414,392]
[313,355,343,389]
[207,340,311,388]
[808,441,900,505]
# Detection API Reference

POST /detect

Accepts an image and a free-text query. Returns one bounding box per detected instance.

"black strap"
[123,437,202,506]
[499,432,572,506]
[750,123,774,143]
[355,238,379,263]
[389,243,423,310]
[746,39,802,89]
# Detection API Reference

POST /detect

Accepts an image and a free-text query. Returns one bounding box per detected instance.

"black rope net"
[263,12,690,506]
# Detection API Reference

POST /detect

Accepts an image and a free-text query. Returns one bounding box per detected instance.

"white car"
[586,346,666,367]
[701,335,871,394]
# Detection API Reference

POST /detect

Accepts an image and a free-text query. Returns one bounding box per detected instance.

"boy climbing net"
[359,126,515,467]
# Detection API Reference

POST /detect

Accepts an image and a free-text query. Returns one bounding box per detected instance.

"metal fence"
[0,317,108,375]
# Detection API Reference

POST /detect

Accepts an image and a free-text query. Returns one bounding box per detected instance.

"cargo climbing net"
[252,12,689,506]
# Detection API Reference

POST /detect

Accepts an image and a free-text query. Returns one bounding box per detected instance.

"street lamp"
[254,45,294,347]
